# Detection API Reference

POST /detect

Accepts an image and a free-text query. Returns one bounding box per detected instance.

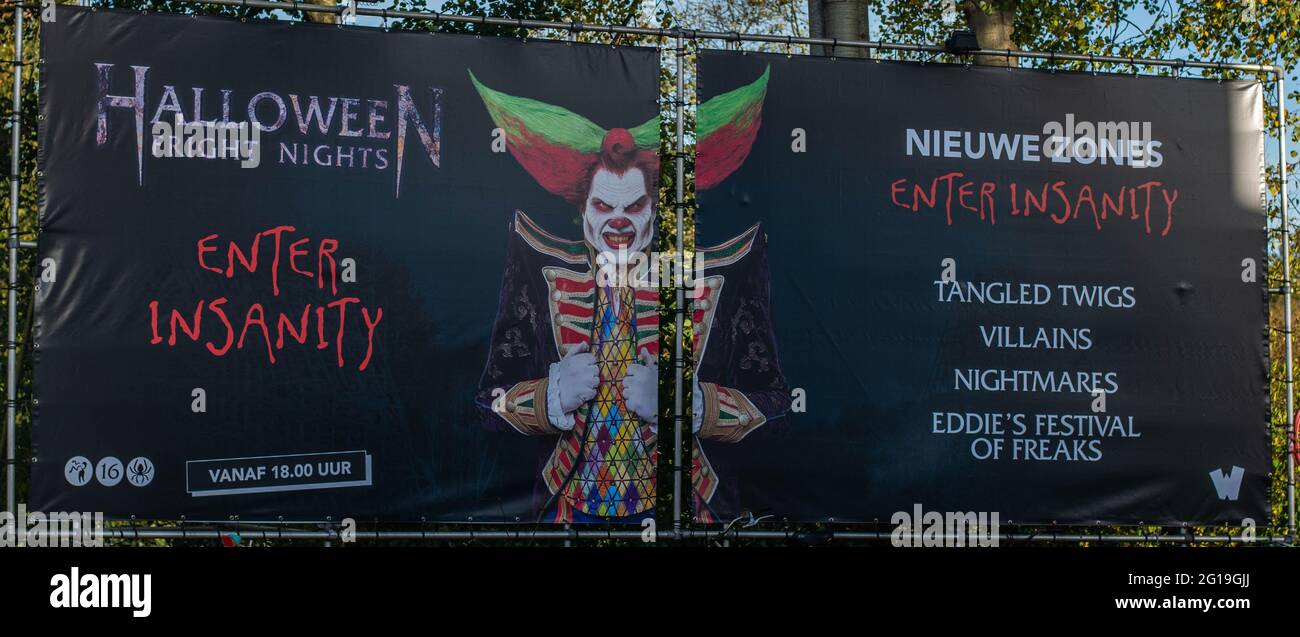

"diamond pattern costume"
[472,67,789,523]
[562,285,657,517]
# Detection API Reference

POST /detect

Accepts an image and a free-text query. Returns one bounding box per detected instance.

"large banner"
[695,50,1269,524]
[34,8,663,521]
[33,9,1273,527]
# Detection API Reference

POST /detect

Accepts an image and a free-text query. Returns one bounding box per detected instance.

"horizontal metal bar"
[146,0,1281,77]
[22,527,1291,544]
[37,528,637,541]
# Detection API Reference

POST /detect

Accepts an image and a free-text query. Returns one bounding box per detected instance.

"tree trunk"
[807,0,868,58]
[304,0,339,25]
[962,0,1018,67]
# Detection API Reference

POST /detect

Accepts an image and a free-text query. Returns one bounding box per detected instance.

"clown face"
[582,167,655,260]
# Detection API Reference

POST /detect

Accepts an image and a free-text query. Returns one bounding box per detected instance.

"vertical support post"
[1280,72,1297,541]
[6,1,24,516]
[672,31,685,534]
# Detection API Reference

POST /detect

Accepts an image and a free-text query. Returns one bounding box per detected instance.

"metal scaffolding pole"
[37,525,1292,545]
[672,31,685,532]
[146,0,1285,76]
[1281,75,1298,541]
[132,0,1265,76]
[5,0,23,517]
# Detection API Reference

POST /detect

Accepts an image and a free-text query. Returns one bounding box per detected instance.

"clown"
[474,68,788,523]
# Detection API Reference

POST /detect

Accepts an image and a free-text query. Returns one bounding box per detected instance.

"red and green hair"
[696,66,769,191]
[470,70,660,206]
[470,66,768,199]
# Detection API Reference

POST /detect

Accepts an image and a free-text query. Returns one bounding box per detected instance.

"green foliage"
[685,0,808,53]
[393,0,648,42]
[0,3,39,527]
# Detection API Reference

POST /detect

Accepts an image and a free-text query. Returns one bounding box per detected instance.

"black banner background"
[696,50,1269,525]
[33,8,660,520]
[30,10,1273,526]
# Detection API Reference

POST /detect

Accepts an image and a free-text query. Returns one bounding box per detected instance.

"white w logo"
[1208,466,1244,501]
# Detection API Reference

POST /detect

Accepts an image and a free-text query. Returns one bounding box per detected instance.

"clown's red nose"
[608,217,632,229]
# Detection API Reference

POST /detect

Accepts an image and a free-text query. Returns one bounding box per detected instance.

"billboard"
[34,8,664,522]
[694,50,1269,524]
[32,8,1273,527]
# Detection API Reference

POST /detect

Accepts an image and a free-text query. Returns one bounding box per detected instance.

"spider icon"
[126,458,154,486]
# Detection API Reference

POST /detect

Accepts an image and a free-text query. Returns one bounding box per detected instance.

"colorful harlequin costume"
[473,68,789,523]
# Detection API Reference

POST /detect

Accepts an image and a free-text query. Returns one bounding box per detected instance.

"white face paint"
[582,167,654,261]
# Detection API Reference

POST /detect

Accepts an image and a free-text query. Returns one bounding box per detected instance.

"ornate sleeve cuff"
[496,378,560,436]
[697,382,767,443]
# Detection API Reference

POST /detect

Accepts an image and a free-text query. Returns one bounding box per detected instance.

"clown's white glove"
[692,378,703,434]
[546,342,598,431]
[623,350,658,428]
